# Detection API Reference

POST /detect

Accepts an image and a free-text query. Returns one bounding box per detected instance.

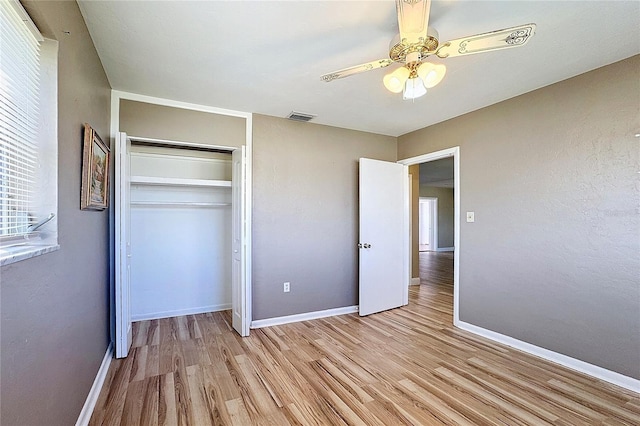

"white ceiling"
[78,1,640,137]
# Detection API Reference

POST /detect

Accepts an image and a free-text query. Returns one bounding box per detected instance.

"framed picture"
[81,123,110,210]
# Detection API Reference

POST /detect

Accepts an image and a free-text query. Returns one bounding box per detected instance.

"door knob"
[358,243,363,248]
[364,243,371,249]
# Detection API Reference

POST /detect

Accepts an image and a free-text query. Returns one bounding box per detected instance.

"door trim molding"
[398,147,460,326]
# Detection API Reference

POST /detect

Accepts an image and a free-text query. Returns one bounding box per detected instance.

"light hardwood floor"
[90,252,639,425]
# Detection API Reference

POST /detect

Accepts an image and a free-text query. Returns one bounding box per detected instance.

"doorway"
[115,134,250,358]
[398,147,460,325]
[111,92,253,359]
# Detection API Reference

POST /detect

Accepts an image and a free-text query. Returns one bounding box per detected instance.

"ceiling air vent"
[286,111,316,122]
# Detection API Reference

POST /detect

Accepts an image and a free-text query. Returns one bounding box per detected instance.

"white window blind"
[0,0,43,236]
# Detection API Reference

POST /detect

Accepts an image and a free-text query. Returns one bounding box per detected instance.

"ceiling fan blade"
[396,0,431,44]
[436,23,536,58]
[321,59,393,82]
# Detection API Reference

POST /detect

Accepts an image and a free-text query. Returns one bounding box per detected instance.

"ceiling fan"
[321,0,536,100]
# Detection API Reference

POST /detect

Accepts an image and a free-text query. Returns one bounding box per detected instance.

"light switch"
[466,212,475,223]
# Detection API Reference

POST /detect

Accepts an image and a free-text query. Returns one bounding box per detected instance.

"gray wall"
[120,99,245,148]
[252,114,397,320]
[0,1,112,425]
[419,186,454,249]
[398,55,640,379]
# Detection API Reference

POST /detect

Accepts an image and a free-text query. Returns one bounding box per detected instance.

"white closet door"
[232,146,249,336]
[115,132,132,358]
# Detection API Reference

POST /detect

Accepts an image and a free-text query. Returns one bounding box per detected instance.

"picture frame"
[81,123,110,210]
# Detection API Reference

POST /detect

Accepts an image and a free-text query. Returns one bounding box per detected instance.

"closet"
[114,99,250,357]
[128,141,233,321]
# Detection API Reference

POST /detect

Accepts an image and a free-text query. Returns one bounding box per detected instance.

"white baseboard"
[76,342,113,426]
[436,247,454,252]
[131,303,231,322]
[410,277,421,286]
[251,305,359,329]
[457,320,640,393]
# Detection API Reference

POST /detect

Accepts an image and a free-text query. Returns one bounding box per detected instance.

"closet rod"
[131,201,231,208]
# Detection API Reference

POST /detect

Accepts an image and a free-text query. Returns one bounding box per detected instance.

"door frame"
[110,91,253,351]
[419,197,438,252]
[398,147,460,326]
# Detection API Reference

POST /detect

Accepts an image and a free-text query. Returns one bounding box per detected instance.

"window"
[0,0,58,265]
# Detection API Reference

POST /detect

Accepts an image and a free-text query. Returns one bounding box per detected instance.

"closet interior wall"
[129,143,233,321]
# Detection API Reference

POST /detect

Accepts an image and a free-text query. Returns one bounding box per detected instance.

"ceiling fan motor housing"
[389,27,440,63]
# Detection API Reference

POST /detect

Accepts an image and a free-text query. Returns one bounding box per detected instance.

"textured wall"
[398,55,640,379]
[120,99,245,148]
[252,115,397,320]
[0,1,112,425]
[419,186,455,249]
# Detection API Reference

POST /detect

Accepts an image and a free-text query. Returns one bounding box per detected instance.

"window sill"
[0,244,60,266]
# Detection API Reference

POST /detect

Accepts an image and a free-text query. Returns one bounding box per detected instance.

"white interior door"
[115,132,132,358]
[232,146,249,336]
[359,158,409,316]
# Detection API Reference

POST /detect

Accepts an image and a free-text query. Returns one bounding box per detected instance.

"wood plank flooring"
[419,251,453,287]
[90,253,640,425]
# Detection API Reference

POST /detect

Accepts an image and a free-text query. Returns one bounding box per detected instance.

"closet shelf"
[131,201,231,208]
[130,175,231,188]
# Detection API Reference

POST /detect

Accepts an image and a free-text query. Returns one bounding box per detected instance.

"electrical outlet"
[466,211,475,223]
[283,282,290,293]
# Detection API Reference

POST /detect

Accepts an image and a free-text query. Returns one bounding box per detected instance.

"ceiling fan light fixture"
[403,76,427,100]
[383,66,410,93]
[417,62,446,89]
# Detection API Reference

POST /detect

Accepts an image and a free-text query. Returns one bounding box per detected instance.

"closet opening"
[128,140,234,323]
